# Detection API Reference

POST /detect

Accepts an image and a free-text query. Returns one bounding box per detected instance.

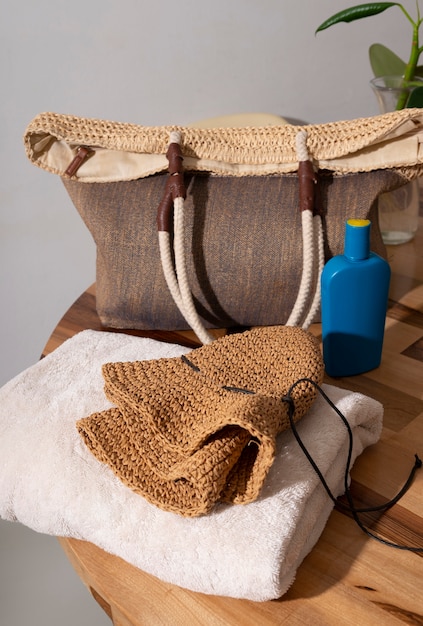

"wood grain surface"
[43,219,423,625]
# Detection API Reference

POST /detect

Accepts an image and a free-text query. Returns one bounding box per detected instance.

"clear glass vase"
[370,75,421,245]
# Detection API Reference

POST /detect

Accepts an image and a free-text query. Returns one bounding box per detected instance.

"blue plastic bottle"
[321,219,391,377]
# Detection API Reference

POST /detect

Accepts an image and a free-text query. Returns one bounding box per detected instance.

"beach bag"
[24,109,423,343]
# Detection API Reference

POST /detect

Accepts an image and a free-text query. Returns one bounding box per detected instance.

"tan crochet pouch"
[24,110,423,341]
[76,325,324,517]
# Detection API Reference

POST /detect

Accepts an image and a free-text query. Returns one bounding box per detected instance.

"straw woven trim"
[24,109,423,168]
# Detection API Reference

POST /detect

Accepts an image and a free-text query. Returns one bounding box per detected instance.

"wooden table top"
[43,222,423,626]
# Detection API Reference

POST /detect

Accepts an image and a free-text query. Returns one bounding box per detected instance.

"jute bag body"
[24,110,423,332]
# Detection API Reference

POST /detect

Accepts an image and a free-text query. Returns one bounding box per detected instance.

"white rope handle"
[285,208,315,327]
[286,130,324,330]
[296,128,309,163]
[158,230,186,314]
[173,197,214,344]
[157,129,324,343]
[158,133,214,344]
[302,213,325,329]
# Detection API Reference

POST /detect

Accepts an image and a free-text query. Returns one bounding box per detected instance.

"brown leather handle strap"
[157,142,187,232]
[166,142,184,175]
[298,159,318,215]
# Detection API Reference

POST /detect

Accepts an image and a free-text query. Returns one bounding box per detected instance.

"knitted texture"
[24,109,423,177]
[77,326,324,517]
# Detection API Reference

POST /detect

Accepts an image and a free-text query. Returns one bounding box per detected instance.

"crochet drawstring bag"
[77,325,324,517]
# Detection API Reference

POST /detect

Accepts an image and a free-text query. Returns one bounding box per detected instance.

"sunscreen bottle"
[321,219,391,377]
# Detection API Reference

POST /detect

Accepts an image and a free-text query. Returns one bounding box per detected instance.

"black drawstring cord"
[282,378,423,552]
[181,355,422,551]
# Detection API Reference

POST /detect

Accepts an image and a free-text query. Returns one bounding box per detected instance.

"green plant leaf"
[316,3,399,33]
[369,43,406,76]
[406,86,423,107]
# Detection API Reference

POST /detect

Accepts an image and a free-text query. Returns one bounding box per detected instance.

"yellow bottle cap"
[347,219,370,227]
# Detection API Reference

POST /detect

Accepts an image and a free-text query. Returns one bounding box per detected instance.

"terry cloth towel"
[77,325,324,517]
[0,330,383,601]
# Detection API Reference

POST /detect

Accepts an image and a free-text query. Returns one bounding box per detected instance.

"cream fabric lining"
[24,110,423,183]
[29,134,423,183]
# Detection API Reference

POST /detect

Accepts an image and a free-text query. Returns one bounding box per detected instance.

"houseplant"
[316,2,423,243]
[316,2,423,106]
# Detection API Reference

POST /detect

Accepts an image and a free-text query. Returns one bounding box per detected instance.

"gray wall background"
[0,0,412,386]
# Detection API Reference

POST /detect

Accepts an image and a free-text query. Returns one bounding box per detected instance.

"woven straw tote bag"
[24,109,423,343]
